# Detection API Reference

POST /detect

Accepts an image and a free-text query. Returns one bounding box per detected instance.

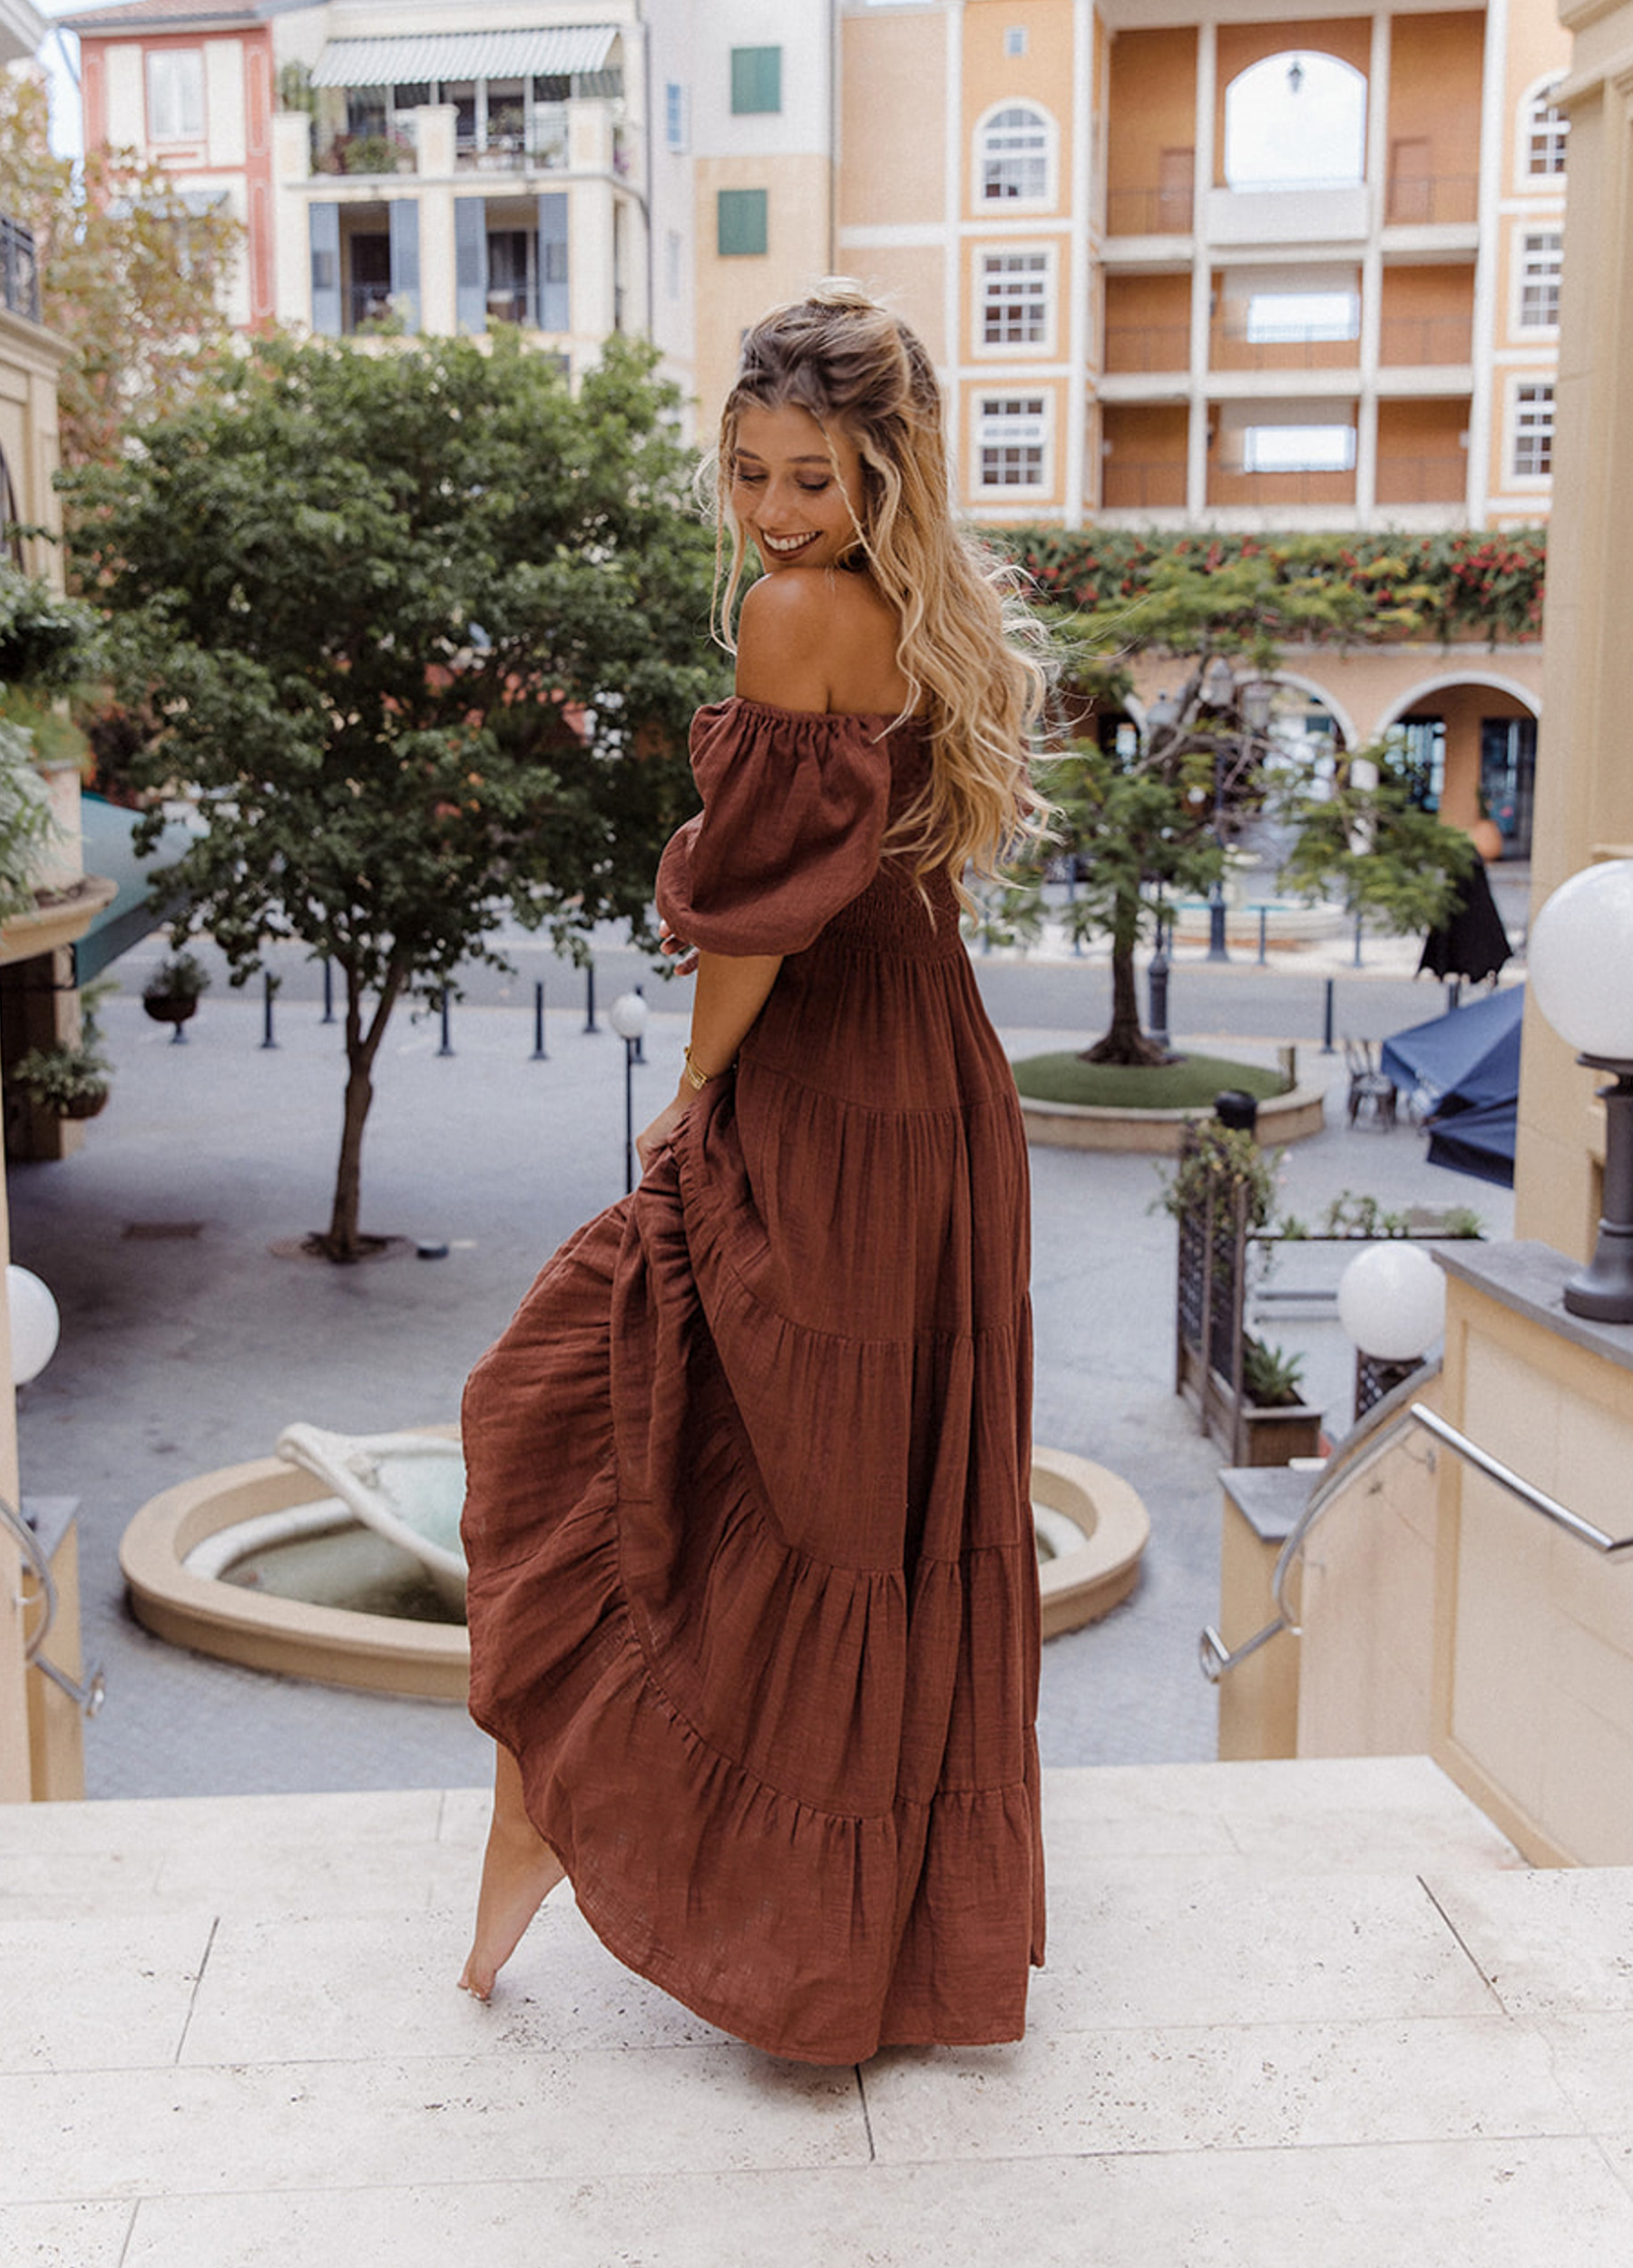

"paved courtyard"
[9,932,1512,1801]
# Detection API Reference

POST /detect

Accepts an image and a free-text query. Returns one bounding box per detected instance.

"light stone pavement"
[10,940,1511,1801]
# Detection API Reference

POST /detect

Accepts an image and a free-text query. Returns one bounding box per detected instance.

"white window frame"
[146,47,206,143]
[1509,380,1554,483]
[1242,424,1356,474]
[1520,76,1569,181]
[974,102,1057,210]
[1515,230,1562,331]
[973,393,1051,494]
[975,246,1054,356]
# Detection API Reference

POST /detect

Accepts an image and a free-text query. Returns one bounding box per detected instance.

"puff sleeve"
[655,698,894,957]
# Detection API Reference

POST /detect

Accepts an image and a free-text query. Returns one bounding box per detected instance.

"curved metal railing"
[2,1497,106,1716]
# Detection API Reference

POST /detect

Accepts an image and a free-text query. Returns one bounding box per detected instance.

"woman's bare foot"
[458,1745,567,2001]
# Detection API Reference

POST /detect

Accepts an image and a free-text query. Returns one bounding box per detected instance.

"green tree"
[1029,552,1469,1064]
[64,332,722,1259]
[0,74,241,465]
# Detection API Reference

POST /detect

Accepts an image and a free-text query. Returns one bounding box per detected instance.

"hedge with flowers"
[992,527,1545,647]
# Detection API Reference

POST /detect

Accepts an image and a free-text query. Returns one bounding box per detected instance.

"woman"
[459,282,1051,2065]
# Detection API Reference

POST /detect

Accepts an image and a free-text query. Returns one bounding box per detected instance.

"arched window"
[977,104,1053,204]
[1223,53,1366,192]
[1524,78,1569,177]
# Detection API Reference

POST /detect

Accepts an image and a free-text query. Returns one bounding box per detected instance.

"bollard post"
[1256,905,1268,966]
[320,957,337,1025]
[632,982,647,1064]
[584,963,599,1033]
[260,972,278,1051]
[437,985,454,1058]
[1321,976,1336,1055]
[532,979,548,1061]
[1353,906,1364,969]
[1444,978,1462,1013]
[1148,931,1170,1052]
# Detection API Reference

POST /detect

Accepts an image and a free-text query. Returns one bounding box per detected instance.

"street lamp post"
[608,992,650,1196]
[1202,657,1237,963]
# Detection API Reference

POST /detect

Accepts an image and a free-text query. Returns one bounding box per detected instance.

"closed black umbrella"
[1418,856,1513,984]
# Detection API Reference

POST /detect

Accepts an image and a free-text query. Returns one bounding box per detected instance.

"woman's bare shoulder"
[736,571,909,715]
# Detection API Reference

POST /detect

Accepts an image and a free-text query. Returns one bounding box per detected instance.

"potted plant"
[142,949,210,1033]
[1237,1335,1324,1466]
[10,1038,111,1119]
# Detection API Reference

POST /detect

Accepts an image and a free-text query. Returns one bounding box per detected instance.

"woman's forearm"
[682,948,783,1088]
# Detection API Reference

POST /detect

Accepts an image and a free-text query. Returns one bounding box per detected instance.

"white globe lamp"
[6,1265,60,1386]
[608,992,649,1045]
[1528,860,1633,1322]
[1337,1242,1446,1363]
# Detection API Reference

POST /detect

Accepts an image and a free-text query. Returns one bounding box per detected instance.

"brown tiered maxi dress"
[462,696,1045,2066]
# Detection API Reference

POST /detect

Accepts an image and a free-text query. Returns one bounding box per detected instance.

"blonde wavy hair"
[703,279,1052,897]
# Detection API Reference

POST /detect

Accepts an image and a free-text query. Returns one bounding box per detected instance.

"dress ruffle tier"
[462,697,1045,2066]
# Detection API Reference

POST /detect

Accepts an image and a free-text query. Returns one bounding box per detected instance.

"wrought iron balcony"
[0,216,41,324]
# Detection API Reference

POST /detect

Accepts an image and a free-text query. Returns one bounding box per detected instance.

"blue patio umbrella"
[1380,984,1524,1188]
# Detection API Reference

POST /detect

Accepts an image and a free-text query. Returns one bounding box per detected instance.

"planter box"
[1237,1398,1325,1467]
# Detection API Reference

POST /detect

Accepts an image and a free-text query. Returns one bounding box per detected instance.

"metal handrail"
[1407,1403,1633,1557]
[1,1497,106,1716]
[1199,1390,1633,1682]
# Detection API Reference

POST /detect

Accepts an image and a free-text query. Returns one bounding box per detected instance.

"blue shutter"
[717,189,768,257]
[455,200,487,332]
[537,192,569,331]
[309,202,341,337]
[388,200,421,334]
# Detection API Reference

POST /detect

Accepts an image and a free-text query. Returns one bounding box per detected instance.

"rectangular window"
[978,395,1047,487]
[147,48,205,142]
[1528,94,1569,177]
[1003,27,1028,55]
[1519,232,1562,328]
[1245,290,1358,344]
[1512,383,1553,478]
[1243,425,1355,473]
[664,82,688,152]
[730,46,781,115]
[717,188,768,258]
[981,251,1048,346]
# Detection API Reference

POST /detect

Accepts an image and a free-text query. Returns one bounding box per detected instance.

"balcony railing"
[1100,460,1188,509]
[317,133,417,178]
[1378,316,1473,365]
[455,137,568,173]
[1385,173,1479,226]
[1103,323,1190,374]
[1374,455,1467,504]
[1208,467,1356,505]
[0,216,40,324]
[1210,327,1359,373]
[1106,185,1194,236]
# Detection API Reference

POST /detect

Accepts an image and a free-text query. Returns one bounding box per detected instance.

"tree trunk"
[318,962,406,1262]
[1081,903,1171,1066]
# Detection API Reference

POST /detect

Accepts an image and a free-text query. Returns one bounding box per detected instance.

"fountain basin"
[121,1433,1149,1697]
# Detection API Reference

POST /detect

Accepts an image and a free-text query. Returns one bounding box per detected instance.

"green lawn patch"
[1011,1051,1290,1110]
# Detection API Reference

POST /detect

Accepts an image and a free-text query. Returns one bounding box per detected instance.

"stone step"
[7,1760,1633,2266]
[0,1755,1523,1926]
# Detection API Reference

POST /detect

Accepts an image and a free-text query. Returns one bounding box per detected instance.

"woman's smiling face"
[729,402,867,575]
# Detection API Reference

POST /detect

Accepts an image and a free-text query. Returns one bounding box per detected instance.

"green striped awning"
[310,25,619,89]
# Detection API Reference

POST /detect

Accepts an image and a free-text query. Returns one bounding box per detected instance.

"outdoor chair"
[1343,1038,1397,1131]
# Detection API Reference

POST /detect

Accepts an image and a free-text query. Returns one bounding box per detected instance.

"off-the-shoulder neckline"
[702,694,931,730]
